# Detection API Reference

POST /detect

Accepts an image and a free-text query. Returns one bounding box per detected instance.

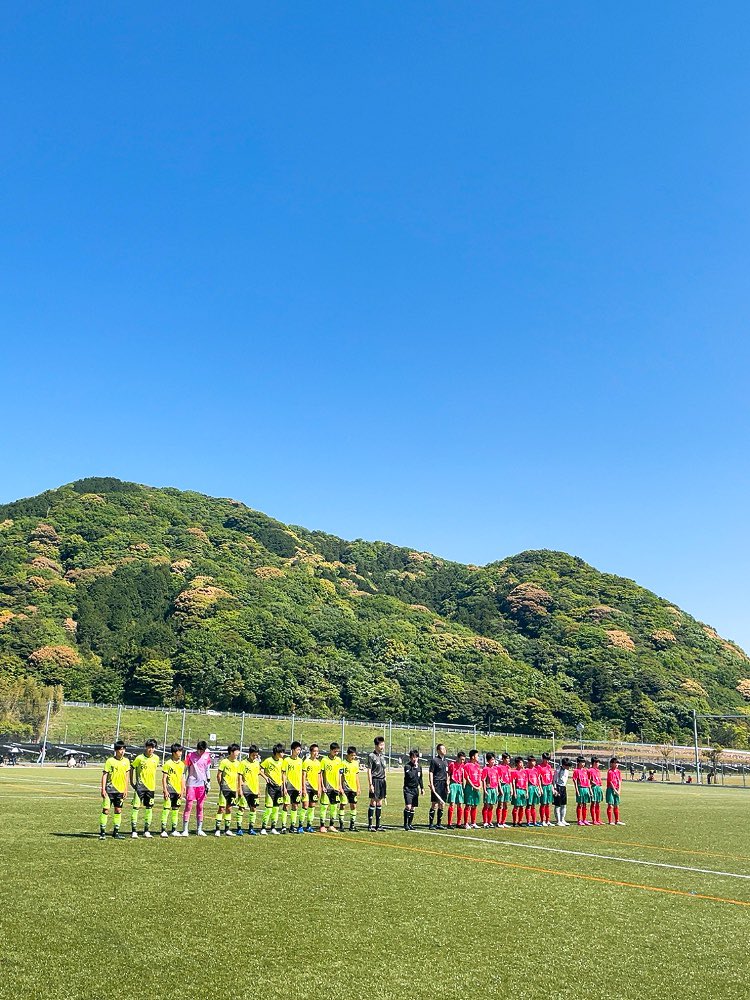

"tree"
[130,658,174,706]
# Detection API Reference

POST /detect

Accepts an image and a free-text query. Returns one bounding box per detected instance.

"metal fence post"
[432,721,436,757]
[341,717,345,752]
[180,707,186,747]
[162,711,169,763]
[240,712,245,754]
[38,699,53,765]
[388,719,393,768]
[115,704,122,742]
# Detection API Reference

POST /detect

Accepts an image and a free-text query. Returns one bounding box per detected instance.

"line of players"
[98,735,624,839]
[436,749,624,831]
[98,736,392,839]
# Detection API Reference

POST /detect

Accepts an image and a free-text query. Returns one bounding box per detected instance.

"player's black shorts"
[304,788,319,805]
[286,788,301,805]
[324,786,340,805]
[135,783,155,808]
[344,789,358,806]
[265,783,283,807]
[105,785,124,809]
[370,777,387,801]
[553,786,567,806]
[167,792,181,809]
[403,788,420,808]
[219,783,237,806]
[241,788,258,809]
[431,781,448,804]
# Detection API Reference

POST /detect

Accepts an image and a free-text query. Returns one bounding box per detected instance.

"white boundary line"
[416,830,750,882]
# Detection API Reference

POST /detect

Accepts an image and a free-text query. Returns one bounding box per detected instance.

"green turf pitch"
[1,769,748,1000]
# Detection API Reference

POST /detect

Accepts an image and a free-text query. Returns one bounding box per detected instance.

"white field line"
[417,830,750,882]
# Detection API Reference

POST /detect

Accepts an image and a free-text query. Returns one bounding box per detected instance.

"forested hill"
[1,477,749,744]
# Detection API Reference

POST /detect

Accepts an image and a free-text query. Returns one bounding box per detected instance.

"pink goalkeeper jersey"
[588,767,602,787]
[497,763,512,785]
[464,761,482,787]
[185,750,211,788]
[448,760,465,785]
[607,768,621,791]
[572,767,591,788]
[481,765,499,789]
[512,768,528,790]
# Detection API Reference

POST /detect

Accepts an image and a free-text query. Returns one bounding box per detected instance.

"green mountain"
[1,477,748,744]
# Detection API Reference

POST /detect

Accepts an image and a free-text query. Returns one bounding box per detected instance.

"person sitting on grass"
[99,740,130,840]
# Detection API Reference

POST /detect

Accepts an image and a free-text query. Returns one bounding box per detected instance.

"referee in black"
[403,749,423,831]
[367,736,387,831]
[428,742,448,829]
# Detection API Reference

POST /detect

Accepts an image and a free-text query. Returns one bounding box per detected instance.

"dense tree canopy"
[1,477,748,744]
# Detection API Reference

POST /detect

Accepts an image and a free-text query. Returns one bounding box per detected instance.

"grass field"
[1,770,749,1000]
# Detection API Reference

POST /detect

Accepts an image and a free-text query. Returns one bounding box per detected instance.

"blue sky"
[3,5,749,648]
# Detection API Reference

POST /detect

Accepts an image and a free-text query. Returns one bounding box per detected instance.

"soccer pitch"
[1,770,748,1000]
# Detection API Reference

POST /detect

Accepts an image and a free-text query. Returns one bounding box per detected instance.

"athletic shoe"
[161,831,169,838]
[535,822,543,827]
[270,828,280,835]
[328,827,338,834]
[196,829,207,837]
[306,826,314,833]
[131,831,138,839]
[556,821,565,827]
[280,828,288,834]
[248,828,258,836]
[482,822,489,828]
[367,826,375,832]
[376,826,386,832]
[435,823,444,830]
[583,820,591,826]
[143,831,152,838]
[297,826,305,834]
[349,825,356,832]
[578,821,584,826]
[225,830,235,837]
[259,829,268,835]
[99,831,106,840]
[180,829,189,837]
[320,826,327,833]
[616,821,626,825]
[214,829,222,837]
[113,831,124,840]
[172,830,181,837]
[236,828,244,836]
[472,823,480,829]
[561,821,570,826]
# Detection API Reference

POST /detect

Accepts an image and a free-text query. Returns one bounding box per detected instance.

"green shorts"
[540,785,554,805]
[500,783,512,804]
[605,788,620,806]
[483,787,499,806]
[447,783,464,805]
[464,785,481,807]
[576,787,591,805]
[527,785,541,806]
[513,788,528,808]
[591,785,603,804]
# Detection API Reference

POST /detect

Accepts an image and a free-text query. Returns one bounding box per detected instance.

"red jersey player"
[463,750,482,829]
[526,756,542,827]
[480,753,500,827]
[537,753,555,827]
[511,757,529,827]
[606,757,624,825]
[588,757,603,825]
[572,756,592,826]
[447,752,466,828]
[496,753,512,827]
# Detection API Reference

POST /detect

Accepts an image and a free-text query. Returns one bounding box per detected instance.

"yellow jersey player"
[260,743,286,835]
[237,744,261,836]
[282,741,304,834]
[130,739,159,838]
[215,743,242,836]
[160,743,185,837]
[341,746,360,832]
[320,742,344,833]
[99,740,131,840]
[301,743,323,833]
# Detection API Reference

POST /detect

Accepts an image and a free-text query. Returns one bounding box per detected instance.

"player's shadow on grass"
[50,832,103,839]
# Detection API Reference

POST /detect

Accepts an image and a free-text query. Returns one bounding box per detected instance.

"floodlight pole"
[162,711,169,763]
[38,699,53,766]
[692,710,701,785]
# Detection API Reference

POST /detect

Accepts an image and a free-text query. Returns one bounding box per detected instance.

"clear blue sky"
[3,5,749,648]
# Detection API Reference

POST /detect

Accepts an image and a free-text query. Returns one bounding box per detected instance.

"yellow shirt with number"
[218,757,241,792]
[342,757,360,791]
[132,753,159,792]
[239,758,260,795]
[161,758,185,795]
[103,756,131,794]
[321,755,343,791]
[262,755,285,788]
[285,755,304,792]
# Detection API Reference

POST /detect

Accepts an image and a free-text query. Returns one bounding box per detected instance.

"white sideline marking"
[416,830,750,882]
